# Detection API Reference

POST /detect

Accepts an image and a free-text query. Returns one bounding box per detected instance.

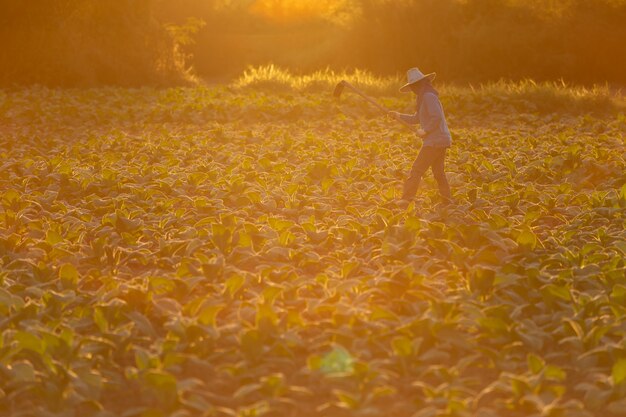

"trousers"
[402,146,452,201]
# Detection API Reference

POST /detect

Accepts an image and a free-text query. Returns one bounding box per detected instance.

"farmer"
[389,67,453,204]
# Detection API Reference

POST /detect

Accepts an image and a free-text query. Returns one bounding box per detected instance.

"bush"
[342,0,626,84]
[0,0,187,87]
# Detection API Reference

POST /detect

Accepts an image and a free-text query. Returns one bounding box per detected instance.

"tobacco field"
[1,76,625,417]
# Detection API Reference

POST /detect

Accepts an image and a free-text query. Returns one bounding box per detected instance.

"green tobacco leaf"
[341,260,360,279]
[0,287,24,312]
[145,370,177,390]
[15,331,44,354]
[126,312,157,338]
[320,346,354,375]
[619,183,626,202]
[614,241,626,255]
[307,354,322,371]
[240,329,262,358]
[262,286,282,304]
[134,347,154,370]
[233,382,263,400]
[611,284,626,304]
[93,307,108,332]
[10,360,37,382]
[211,223,232,253]
[256,302,279,327]
[370,307,397,321]
[239,400,270,417]
[527,353,544,374]
[59,263,79,288]
[469,267,496,294]
[1,189,21,208]
[391,336,413,357]
[563,318,584,339]
[544,365,566,382]
[477,315,509,333]
[197,304,224,327]
[516,227,538,250]
[333,389,359,409]
[115,212,142,233]
[46,230,63,245]
[149,276,176,294]
[612,358,626,385]
[181,394,213,413]
[144,370,178,407]
[260,373,285,396]
[224,274,245,298]
[510,376,531,397]
[542,284,572,302]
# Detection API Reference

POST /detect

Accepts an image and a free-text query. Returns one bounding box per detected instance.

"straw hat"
[399,67,436,93]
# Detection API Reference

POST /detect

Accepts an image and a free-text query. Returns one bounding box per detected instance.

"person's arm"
[389,110,419,125]
[389,96,420,125]
[420,94,444,135]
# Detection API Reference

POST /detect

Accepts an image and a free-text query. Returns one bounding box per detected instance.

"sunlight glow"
[250,0,347,23]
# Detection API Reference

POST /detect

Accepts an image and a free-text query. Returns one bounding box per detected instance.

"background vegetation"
[2,0,626,87]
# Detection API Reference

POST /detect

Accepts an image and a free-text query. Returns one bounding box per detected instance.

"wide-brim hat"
[399,67,436,93]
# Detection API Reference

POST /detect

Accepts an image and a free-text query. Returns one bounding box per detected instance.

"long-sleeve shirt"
[397,92,452,148]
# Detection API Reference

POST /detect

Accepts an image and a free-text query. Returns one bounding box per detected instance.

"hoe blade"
[333,80,346,98]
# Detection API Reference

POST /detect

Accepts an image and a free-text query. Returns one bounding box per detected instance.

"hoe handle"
[341,81,414,129]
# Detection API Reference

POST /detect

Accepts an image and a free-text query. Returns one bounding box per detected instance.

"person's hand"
[416,128,426,137]
[387,111,401,121]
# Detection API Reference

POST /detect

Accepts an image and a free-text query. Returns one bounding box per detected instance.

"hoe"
[333,80,414,129]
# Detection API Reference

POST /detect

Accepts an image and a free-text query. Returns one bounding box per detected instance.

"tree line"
[1,0,625,87]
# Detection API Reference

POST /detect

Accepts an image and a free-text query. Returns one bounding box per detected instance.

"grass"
[233,64,402,95]
[233,65,619,115]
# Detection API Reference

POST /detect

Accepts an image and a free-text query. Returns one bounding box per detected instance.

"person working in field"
[389,68,453,204]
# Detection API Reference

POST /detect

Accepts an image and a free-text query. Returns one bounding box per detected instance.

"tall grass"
[446,80,617,114]
[233,65,619,115]
[233,64,402,96]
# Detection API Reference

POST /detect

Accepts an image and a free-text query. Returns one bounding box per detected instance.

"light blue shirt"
[397,92,452,147]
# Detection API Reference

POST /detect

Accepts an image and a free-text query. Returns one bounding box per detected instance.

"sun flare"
[250,0,345,22]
